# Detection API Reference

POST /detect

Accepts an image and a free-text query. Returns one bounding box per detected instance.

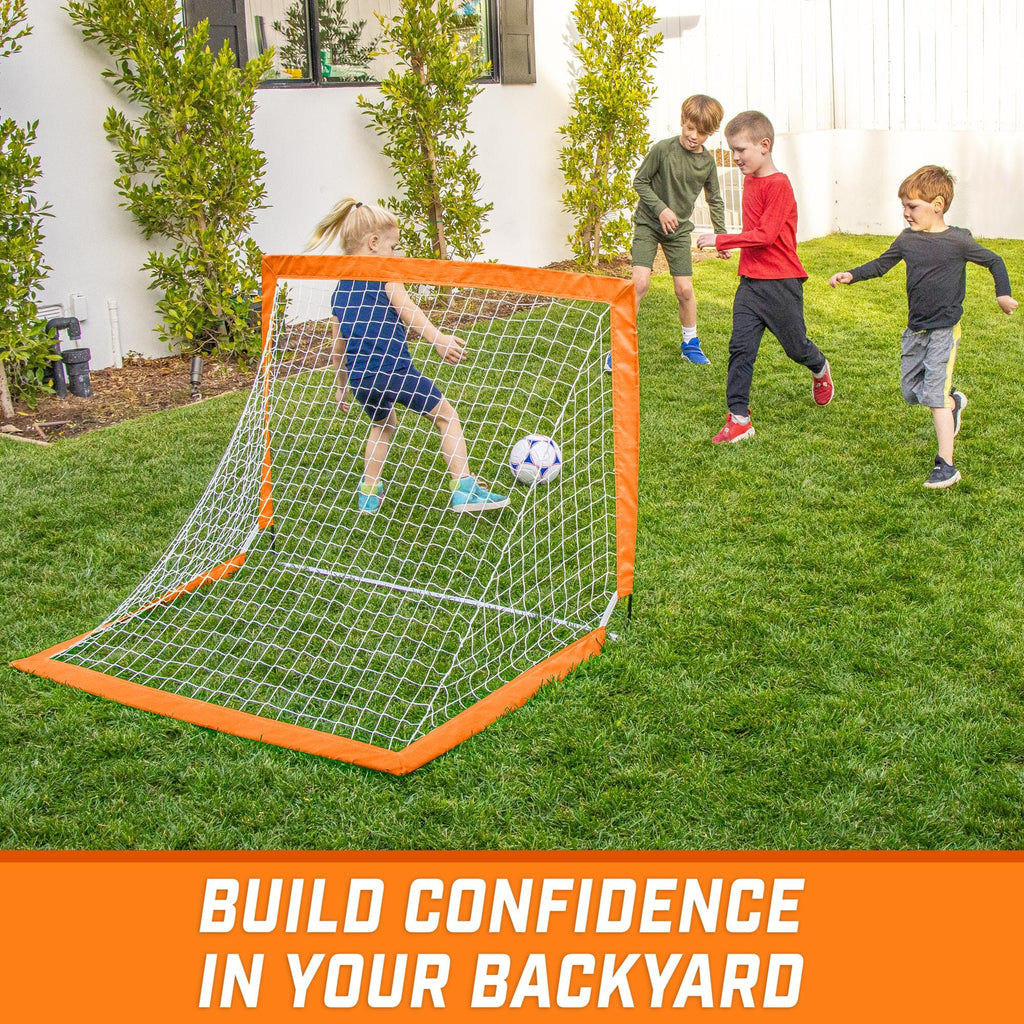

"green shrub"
[67,0,274,362]
[0,0,51,413]
[559,0,662,269]
[358,0,491,260]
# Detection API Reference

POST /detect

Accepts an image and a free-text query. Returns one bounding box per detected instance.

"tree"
[274,0,376,81]
[0,0,51,416]
[358,0,491,260]
[558,0,662,269]
[67,0,274,361]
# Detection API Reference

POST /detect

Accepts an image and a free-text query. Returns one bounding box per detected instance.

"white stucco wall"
[4,1,582,367]
[251,2,577,265]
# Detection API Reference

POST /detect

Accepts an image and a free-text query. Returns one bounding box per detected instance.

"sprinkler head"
[190,355,203,399]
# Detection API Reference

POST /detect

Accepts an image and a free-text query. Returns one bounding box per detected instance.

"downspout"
[106,298,123,369]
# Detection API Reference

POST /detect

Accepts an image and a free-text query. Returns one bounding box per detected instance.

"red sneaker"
[813,360,834,406]
[712,414,755,444]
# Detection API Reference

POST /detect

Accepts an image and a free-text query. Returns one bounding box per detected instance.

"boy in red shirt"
[697,110,833,443]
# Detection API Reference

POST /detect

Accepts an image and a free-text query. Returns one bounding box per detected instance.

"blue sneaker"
[681,337,710,364]
[357,477,383,513]
[450,476,509,512]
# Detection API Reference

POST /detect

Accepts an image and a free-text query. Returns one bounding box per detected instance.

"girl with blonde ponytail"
[312,198,508,515]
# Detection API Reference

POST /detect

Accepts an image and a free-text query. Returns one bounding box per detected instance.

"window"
[182,1,531,87]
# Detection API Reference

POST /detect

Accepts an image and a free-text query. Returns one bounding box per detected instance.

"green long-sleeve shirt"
[633,137,726,236]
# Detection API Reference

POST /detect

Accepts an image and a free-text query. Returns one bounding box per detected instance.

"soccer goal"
[13,256,638,773]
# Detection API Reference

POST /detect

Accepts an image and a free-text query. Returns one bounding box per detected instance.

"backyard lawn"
[2,233,1022,849]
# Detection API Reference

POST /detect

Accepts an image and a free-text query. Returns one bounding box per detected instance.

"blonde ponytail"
[306,198,400,254]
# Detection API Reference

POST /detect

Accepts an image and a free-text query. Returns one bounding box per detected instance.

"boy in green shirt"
[632,94,730,364]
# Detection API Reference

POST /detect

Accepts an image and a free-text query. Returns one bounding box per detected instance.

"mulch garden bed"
[1,250,708,444]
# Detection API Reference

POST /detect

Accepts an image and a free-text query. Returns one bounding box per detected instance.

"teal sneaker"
[450,476,509,512]
[357,477,383,513]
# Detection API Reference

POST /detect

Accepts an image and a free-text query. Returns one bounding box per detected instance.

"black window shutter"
[184,0,249,68]
[498,0,535,84]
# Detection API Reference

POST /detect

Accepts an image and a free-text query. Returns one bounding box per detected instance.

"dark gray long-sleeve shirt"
[848,226,1012,330]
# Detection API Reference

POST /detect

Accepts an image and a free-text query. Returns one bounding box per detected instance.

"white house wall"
[789,128,1024,238]
[4,0,1023,369]
[252,2,576,263]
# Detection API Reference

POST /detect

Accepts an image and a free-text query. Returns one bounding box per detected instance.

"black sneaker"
[923,456,961,489]
[950,390,967,437]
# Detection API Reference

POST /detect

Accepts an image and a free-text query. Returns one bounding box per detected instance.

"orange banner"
[1,852,1020,1021]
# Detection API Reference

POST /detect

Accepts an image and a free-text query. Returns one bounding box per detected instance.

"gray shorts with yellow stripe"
[900,322,960,408]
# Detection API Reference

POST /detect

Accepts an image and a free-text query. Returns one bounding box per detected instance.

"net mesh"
[48,260,632,757]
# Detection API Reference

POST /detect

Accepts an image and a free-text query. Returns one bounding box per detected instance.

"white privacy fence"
[690,133,743,234]
[651,0,1024,137]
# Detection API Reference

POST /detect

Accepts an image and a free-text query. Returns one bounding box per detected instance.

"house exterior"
[3,0,1022,369]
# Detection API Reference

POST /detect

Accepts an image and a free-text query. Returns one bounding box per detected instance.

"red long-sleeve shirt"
[715,172,807,280]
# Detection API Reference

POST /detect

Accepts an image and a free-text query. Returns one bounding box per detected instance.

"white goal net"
[16,257,638,772]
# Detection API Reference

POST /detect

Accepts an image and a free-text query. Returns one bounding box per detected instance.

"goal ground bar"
[278,559,592,634]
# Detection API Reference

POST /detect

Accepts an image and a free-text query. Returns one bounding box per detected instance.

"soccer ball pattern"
[509,434,562,485]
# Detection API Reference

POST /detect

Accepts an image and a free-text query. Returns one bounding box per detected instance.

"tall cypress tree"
[559,0,662,269]
[358,0,491,260]
[67,0,274,360]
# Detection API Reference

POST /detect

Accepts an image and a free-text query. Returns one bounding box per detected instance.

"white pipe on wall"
[106,298,123,369]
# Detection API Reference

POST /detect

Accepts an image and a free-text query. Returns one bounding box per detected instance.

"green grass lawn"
[2,233,1023,850]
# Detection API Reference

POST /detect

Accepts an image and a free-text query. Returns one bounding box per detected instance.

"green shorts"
[631,220,694,277]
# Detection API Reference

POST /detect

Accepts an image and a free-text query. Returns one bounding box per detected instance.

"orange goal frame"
[12,256,639,774]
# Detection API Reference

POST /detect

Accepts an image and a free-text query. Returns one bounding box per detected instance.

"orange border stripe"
[257,265,278,530]
[11,630,605,775]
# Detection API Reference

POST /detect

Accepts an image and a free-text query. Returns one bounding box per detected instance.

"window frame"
[234,0,503,90]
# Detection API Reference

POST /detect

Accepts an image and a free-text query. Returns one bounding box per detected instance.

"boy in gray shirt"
[830,165,1016,488]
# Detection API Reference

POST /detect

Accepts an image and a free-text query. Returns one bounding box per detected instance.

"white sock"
[731,413,750,424]
[681,325,698,343]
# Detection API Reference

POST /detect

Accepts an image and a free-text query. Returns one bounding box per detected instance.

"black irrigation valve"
[63,345,93,398]
[46,316,81,342]
[43,318,76,398]
[45,317,92,397]
[44,317,92,399]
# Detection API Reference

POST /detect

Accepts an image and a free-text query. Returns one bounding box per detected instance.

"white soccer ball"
[603,352,613,374]
[509,434,562,485]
